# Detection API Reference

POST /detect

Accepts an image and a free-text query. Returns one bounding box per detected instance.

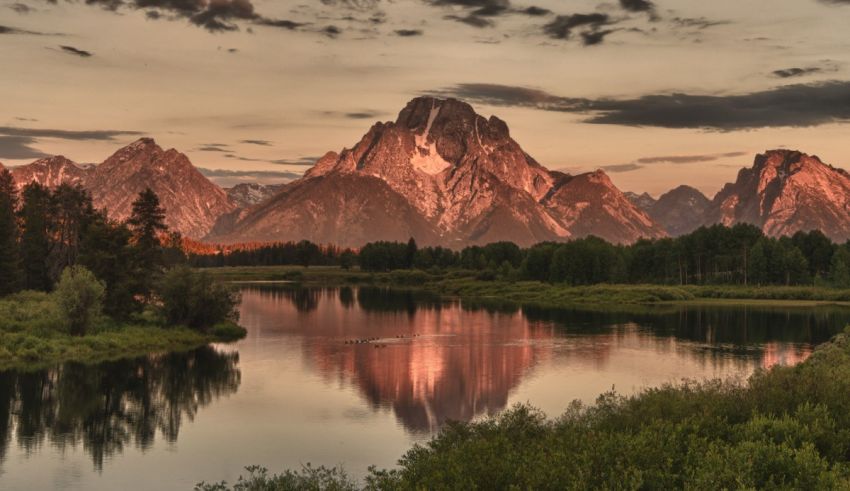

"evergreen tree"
[748,239,769,286]
[79,213,137,317]
[48,184,96,284]
[405,237,418,269]
[19,183,52,291]
[0,169,21,295]
[127,188,168,298]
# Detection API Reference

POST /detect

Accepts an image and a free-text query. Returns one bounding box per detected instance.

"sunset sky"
[2,0,850,195]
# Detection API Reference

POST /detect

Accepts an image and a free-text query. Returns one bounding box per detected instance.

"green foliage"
[157,266,239,330]
[53,266,105,336]
[196,465,358,491]
[19,182,52,291]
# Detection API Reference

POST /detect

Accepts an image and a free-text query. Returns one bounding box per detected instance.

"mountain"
[706,150,850,241]
[209,97,665,247]
[627,185,711,236]
[226,183,283,208]
[9,156,89,190]
[625,191,656,211]
[8,138,236,239]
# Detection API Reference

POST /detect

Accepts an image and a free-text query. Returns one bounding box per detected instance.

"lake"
[1,285,848,490]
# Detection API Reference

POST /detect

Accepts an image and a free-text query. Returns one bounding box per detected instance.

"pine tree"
[19,183,52,291]
[0,169,22,295]
[127,188,168,299]
[830,246,850,288]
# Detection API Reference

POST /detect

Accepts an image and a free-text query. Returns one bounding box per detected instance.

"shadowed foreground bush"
[205,328,850,490]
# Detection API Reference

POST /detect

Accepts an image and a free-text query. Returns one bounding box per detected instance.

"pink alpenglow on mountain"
[208,97,666,247]
[8,138,236,239]
[706,150,850,242]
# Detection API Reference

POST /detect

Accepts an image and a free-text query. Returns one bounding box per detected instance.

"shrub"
[53,266,105,336]
[157,266,239,330]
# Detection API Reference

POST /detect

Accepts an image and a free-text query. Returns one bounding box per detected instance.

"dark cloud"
[60,45,93,57]
[223,154,318,166]
[9,3,33,14]
[255,18,306,30]
[240,139,272,146]
[636,151,747,164]
[671,17,730,30]
[322,25,342,37]
[543,13,609,40]
[773,67,820,78]
[581,29,615,46]
[431,81,850,130]
[395,29,423,36]
[619,0,654,12]
[0,136,50,160]
[444,14,493,28]
[0,24,46,35]
[519,6,550,16]
[603,151,748,173]
[56,0,305,33]
[196,145,229,152]
[0,126,143,140]
[601,163,641,173]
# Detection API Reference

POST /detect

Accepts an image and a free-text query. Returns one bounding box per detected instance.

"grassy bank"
[201,265,850,307]
[199,327,850,490]
[0,290,245,371]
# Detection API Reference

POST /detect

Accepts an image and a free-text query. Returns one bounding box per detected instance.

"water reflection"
[0,346,240,470]
[239,286,848,433]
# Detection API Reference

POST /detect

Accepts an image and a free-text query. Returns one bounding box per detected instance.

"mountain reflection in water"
[238,286,844,433]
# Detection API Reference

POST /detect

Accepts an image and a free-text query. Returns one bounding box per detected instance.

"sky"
[1,0,850,195]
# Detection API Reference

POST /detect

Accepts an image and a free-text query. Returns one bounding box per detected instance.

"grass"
[0,290,246,371]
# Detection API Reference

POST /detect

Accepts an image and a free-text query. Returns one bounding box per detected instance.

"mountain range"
[3,97,850,245]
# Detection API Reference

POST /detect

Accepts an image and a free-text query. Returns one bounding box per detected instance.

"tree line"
[0,168,235,334]
[354,226,850,287]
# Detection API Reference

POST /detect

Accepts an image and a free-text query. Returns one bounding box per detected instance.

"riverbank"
[0,290,246,371]
[201,265,850,308]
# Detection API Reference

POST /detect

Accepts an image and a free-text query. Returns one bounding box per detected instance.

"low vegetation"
[202,327,850,489]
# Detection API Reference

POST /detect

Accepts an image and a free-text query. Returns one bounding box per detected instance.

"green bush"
[157,266,239,330]
[196,465,357,491]
[53,266,105,336]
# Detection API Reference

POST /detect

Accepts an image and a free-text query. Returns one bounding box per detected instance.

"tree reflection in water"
[0,346,240,470]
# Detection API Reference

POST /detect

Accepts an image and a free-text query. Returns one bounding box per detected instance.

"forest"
[190,224,850,288]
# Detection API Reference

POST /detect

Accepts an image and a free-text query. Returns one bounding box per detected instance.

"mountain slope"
[706,150,850,241]
[85,138,236,238]
[8,139,236,239]
[9,156,90,190]
[210,97,664,247]
[628,185,711,236]
[226,183,283,208]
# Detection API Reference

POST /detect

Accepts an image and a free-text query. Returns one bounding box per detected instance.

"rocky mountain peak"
[707,149,850,241]
[9,155,89,189]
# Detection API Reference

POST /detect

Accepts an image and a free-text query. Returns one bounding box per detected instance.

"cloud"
[197,168,303,186]
[602,151,748,173]
[56,0,305,33]
[0,136,51,160]
[671,17,730,30]
[0,24,47,35]
[543,13,609,40]
[519,6,550,16]
[240,139,272,146]
[773,67,822,78]
[581,29,615,46]
[600,163,641,173]
[431,81,850,130]
[223,154,319,166]
[322,25,342,37]
[395,29,423,36]
[9,3,33,14]
[619,0,654,12]
[196,145,229,152]
[444,14,493,28]
[60,45,93,57]
[0,126,143,141]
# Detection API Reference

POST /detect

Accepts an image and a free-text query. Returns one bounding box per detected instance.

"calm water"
[1,285,849,490]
